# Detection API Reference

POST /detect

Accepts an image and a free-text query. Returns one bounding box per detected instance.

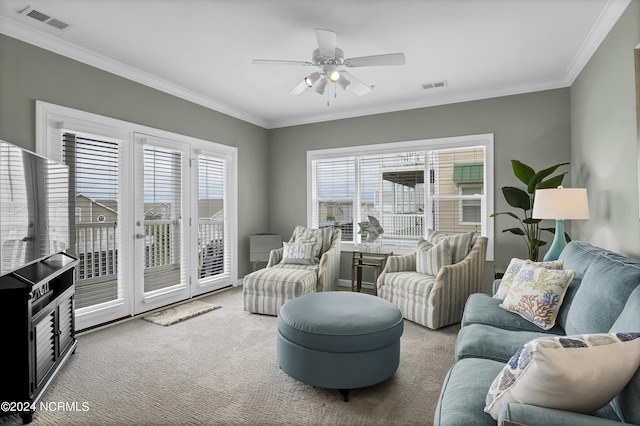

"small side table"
[351,250,393,296]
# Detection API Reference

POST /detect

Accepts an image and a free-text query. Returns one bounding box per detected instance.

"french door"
[38,101,237,331]
[133,135,190,314]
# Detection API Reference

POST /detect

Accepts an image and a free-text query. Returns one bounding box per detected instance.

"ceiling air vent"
[422,81,448,90]
[18,6,70,31]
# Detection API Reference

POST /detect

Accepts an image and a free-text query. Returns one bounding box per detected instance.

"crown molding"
[266,78,570,129]
[0,15,269,129]
[562,0,632,85]
[1,0,631,130]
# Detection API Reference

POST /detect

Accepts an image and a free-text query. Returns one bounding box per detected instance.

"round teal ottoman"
[277,291,404,401]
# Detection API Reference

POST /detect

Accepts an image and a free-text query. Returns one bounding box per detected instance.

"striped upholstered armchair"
[243,226,341,315]
[376,233,487,330]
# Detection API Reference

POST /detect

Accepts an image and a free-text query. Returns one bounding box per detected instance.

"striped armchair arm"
[267,247,284,268]
[376,252,417,292]
[427,236,488,329]
[317,229,341,291]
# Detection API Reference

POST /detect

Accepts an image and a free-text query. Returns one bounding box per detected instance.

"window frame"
[307,134,494,260]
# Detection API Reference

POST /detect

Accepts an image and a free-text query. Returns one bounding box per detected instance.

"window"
[308,134,494,259]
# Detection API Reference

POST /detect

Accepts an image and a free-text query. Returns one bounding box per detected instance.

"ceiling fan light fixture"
[315,78,328,94]
[304,72,321,88]
[338,75,350,91]
[329,69,341,82]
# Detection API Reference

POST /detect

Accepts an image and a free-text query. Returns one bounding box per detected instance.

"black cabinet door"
[57,292,75,357]
[32,306,56,391]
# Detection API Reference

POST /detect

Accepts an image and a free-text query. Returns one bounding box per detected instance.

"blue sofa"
[434,241,640,425]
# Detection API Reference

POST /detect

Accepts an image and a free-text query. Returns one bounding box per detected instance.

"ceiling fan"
[252,28,405,97]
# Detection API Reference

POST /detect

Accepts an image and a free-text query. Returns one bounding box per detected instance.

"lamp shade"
[532,187,590,220]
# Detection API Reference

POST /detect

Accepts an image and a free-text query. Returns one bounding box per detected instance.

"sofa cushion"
[610,285,640,425]
[383,272,435,300]
[494,258,564,301]
[456,323,555,363]
[564,254,640,336]
[461,293,565,334]
[426,229,473,264]
[484,333,640,420]
[499,264,575,330]
[416,238,452,275]
[555,241,614,330]
[434,358,504,426]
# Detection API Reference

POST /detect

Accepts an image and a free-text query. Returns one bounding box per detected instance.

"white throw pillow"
[484,332,640,420]
[499,264,574,330]
[280,241,316,265]
[494,258,564,301]
[416,239,452,275]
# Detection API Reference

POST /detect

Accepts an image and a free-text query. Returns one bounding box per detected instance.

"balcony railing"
[73,219,225,309]
[380,214,424,240]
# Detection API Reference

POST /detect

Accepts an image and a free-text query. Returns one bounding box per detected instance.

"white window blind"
[313,157,355,239]
[62,132,120,309]
[359,152,425,246]
[197,154,228,281]
[426,146,485,235]
[142,145,183,293]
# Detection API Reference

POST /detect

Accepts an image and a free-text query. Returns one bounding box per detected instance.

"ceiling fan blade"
[341,71,372,96]
[344,53,406,67]
[288,79,308,95]
[315,28,336,57]
[252,59,313,66]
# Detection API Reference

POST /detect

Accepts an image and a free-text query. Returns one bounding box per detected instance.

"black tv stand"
[0,252,78,424]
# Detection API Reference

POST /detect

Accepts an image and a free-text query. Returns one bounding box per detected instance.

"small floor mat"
[142,300,221,326]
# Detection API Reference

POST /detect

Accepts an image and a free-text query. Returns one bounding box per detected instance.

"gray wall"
[570,1,640,258]
[269,89,572,291]
[0,34,270,279]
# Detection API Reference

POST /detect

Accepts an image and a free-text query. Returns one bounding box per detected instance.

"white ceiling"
[0,0,631,129]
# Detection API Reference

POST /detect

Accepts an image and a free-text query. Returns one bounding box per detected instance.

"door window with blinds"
[308,134,493,258]
[197,154,228,283]
[141,145,185,294]
[62,132,120,311]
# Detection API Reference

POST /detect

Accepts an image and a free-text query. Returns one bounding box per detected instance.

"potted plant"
[491,160,569,261]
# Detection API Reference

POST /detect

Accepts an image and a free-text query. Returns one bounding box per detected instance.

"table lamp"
[532,186,590,261]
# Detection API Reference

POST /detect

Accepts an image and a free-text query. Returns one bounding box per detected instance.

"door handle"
[135,233,145,240]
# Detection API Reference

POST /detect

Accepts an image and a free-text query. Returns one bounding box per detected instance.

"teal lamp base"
[543,219,566,261]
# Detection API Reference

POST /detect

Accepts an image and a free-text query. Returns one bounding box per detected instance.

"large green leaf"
[512,160,535,185]
[503,228,525,235]
[490,211,520,219]
[532,239,547,247]
[522,217,542,224]
[527,163,569,193]
[535,173,567,190]
[502,186,531,210]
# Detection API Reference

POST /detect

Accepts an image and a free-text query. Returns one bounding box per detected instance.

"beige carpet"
[0,286,459,426]
[143,300,221,326]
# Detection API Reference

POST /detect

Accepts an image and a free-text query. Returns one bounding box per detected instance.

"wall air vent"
[18,6,70,31]
[422,81,448,90]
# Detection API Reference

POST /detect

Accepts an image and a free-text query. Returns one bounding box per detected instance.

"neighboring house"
[74,194,117,223]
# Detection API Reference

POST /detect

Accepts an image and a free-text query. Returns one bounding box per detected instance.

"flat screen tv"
[0,140,70,276]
